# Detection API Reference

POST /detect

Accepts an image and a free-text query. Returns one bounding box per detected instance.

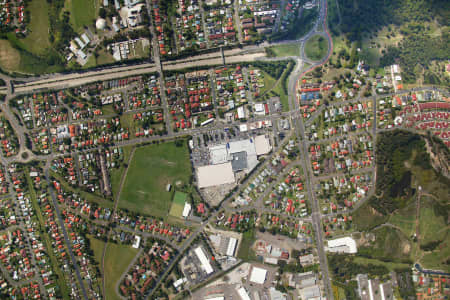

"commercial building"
[226,237,237,257]
[299,285,321,299]
[194,246,214,275]
[197,136,271,188]
[326,236,357,254]
[209,234,238,257]
[197,163,235,188]
[249,266,267,285]
[236,287,251,300]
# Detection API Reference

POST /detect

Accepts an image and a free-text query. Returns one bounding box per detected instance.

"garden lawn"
[305,34,329,61]
[119,141,192,217]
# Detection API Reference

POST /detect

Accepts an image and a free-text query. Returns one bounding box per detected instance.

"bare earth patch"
[0,40,20,71]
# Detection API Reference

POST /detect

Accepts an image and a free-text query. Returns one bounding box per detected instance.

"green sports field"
[169,191,187,218]
[118,140,192,217]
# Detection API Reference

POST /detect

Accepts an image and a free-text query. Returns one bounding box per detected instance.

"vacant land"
[105,242,139,300]
[352,257,410,272]
[68,0,99,32]
[109,145,135,197]
[90,237,139,300]
[1,0,63,74]
[237,228,256,261]
[305,35,328,61]
[9,0,51,55]
[169,191,187,218]
[269,43,300,57]
[332,283,347,300]
[0,40,21,72]
[359,226,412,263]
[259,62,293,112]
[119,140,192,217]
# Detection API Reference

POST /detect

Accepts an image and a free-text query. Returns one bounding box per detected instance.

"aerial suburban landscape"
[0,0,448,299]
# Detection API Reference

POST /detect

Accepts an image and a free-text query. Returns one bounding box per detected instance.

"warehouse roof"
[197,163,235,188]
[194,247,213,275]
[327,236,357,253]
[249,267,267,284]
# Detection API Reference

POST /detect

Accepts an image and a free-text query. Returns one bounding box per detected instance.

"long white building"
[194,247,214,274]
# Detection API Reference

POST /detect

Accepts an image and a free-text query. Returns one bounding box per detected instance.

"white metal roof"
[197,163,235,188]
[194,247,213,274]
[327,236,357,253]
[237,287,251,300]
[182,202,191,218]
[249,267,267,284]
[226,237,237,257]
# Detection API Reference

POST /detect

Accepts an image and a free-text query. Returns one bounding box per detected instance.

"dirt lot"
[0,40,20,71]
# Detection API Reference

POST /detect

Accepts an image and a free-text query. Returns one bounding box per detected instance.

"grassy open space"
[109,145,135,198]
[332,283,347,300]
[269,43,300,57]
[119,140,192,217]
[258,70,277,96]
[237,228,256,261]
[88,235,105,266]
[96,48,116,65]
[0,0,56,74]
[260,61,293,112]
[89,237,139,300]
[418,199,446,246]
[272,78,289,112]
[305,35,329,61]
[9,0,51,55]
[352,201,389,231]
[1,0,64,74]
[68,0,99,33]
[105,243,139,300]
[0,40,21,72]
[169,191,187,218]
[388,204,416,237]
[420,237,450,272]
[352,257,410,272]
